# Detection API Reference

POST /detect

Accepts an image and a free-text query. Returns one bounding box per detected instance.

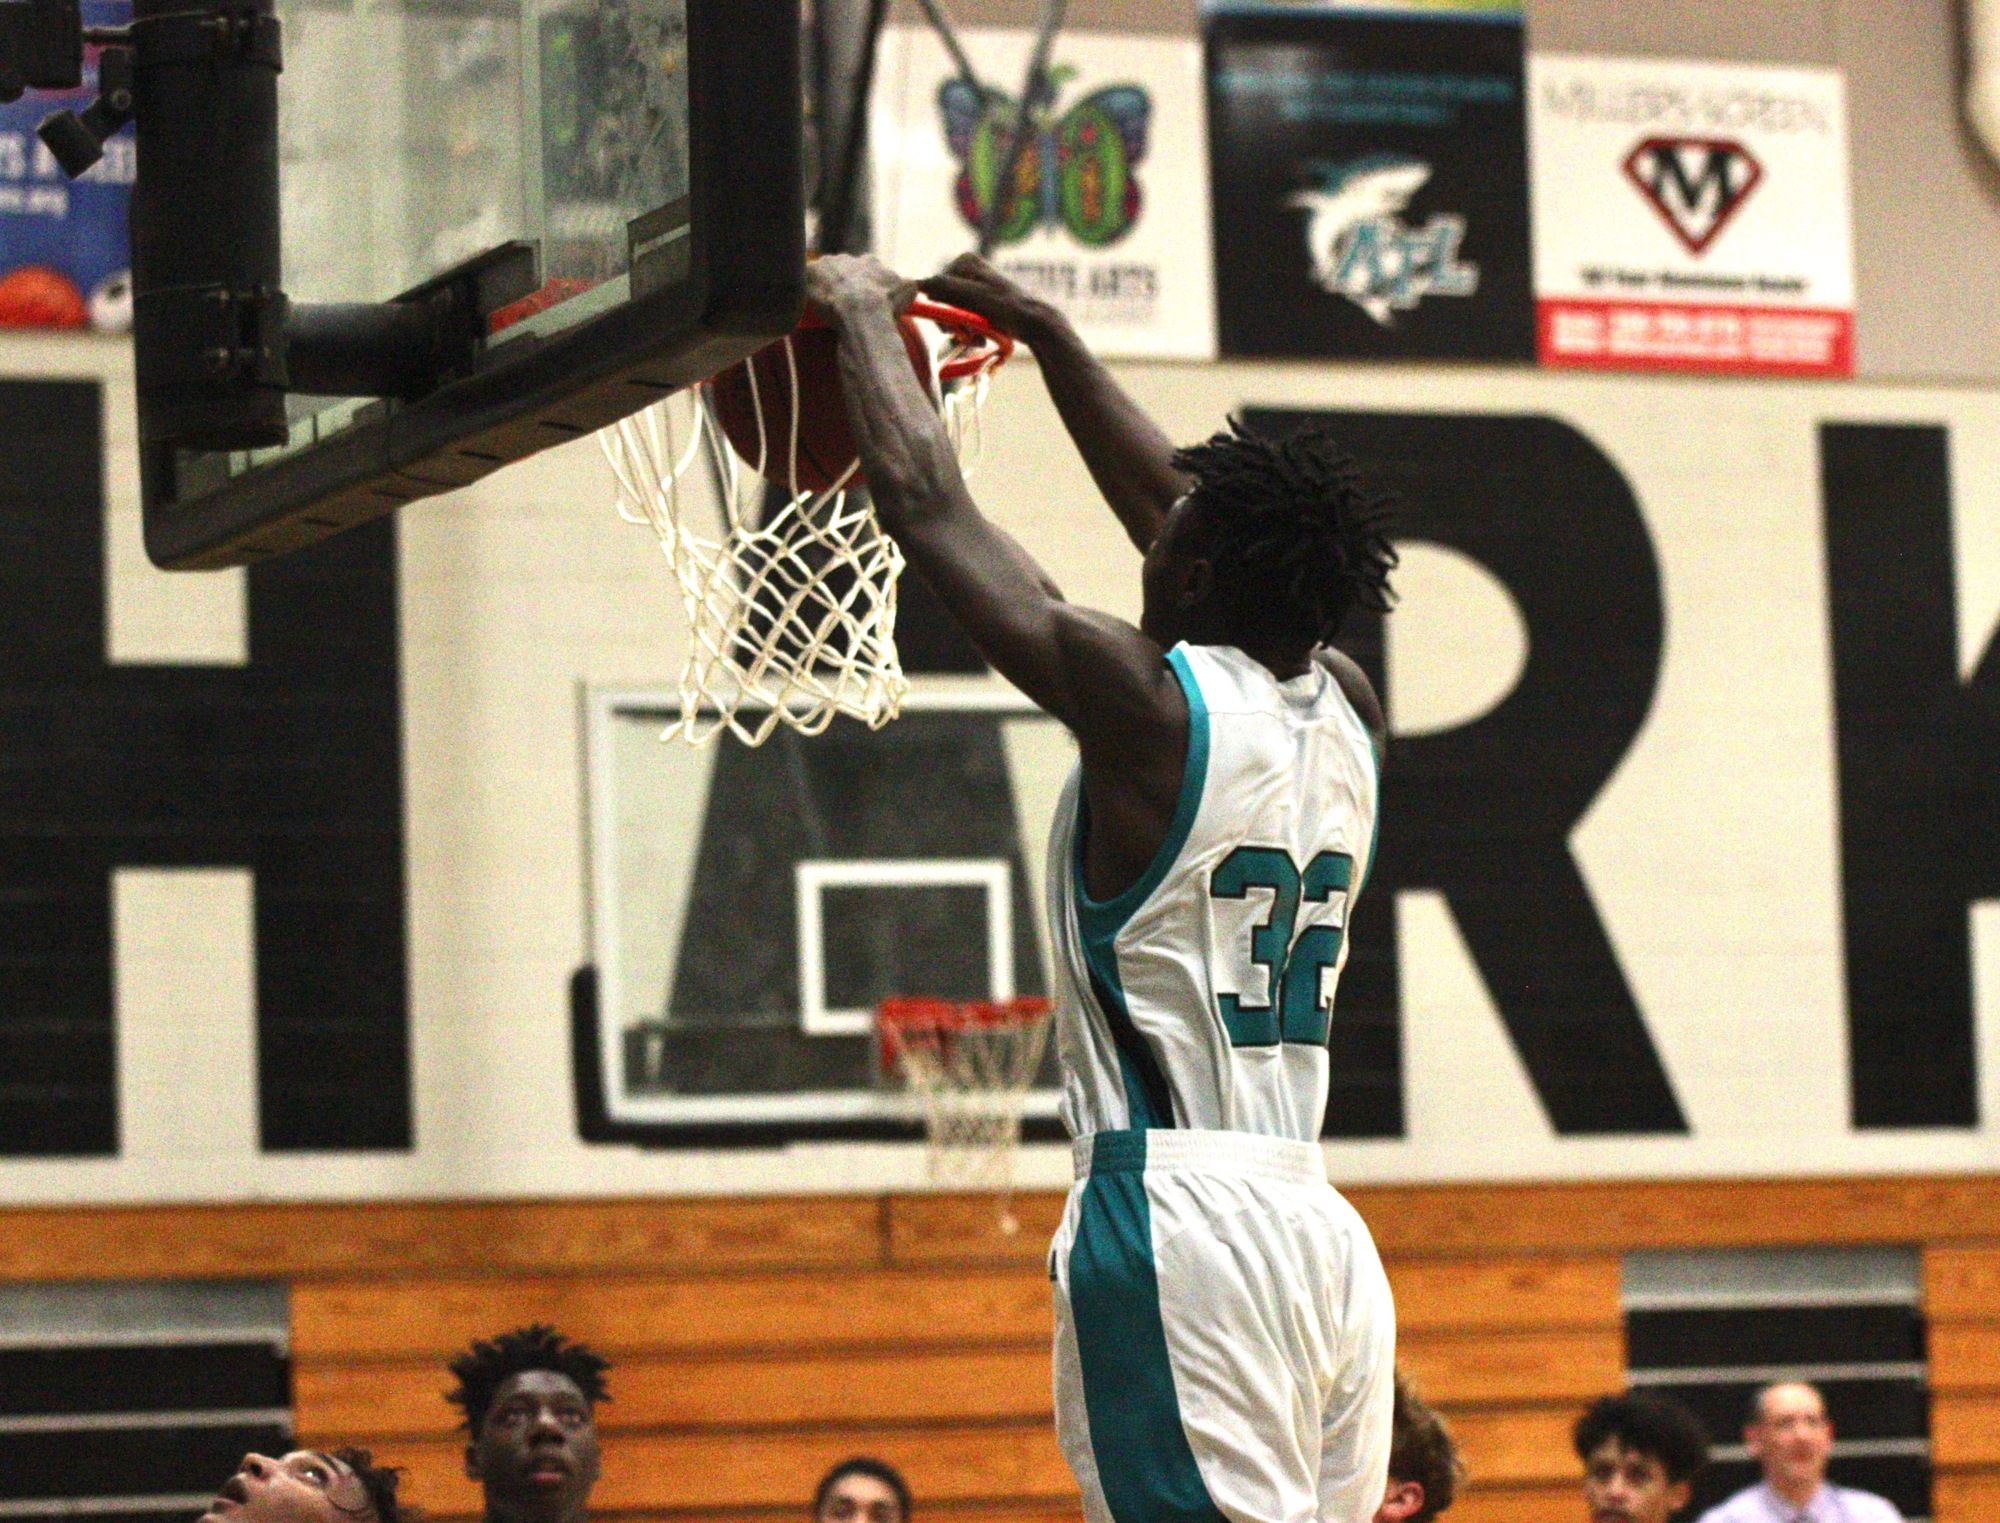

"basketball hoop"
[601,300,1013,747]
[876,995,1052,1230]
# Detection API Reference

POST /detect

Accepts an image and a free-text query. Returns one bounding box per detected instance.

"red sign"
[1538,298,1852,377]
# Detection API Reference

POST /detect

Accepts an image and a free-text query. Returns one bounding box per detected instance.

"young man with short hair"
[1374,1375,1461,1523]
[813,1458,911,1523]
[1574,1392,1710,1523]
[448,1324,611,1523]
[1697,1382,1902,1523]
[810,251,1398,1523]
[199,1449,404,1523]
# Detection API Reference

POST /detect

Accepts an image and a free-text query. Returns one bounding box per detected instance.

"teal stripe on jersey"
[1069,1132,1227,1523]
[1083,962,1166,1129]
[1072,648,1211,1129]
[1074,646,1211,927]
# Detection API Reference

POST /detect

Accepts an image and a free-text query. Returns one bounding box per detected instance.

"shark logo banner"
[1288,155,1480,325]
[1206,8,1533,361]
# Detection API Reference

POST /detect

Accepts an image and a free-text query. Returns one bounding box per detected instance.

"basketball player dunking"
[808,252,1399,1523]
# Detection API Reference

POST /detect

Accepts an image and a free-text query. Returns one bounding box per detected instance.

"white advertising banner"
[869,25,1216,359]
[1529,54,1854,376]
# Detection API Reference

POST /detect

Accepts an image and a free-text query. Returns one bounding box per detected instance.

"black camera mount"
[0,0,537,450]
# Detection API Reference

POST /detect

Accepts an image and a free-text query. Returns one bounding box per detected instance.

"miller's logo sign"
[1621,136,1762,255]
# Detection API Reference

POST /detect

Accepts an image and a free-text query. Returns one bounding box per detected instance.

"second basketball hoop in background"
[876,996,1052,1230]
[601,301,1013,747]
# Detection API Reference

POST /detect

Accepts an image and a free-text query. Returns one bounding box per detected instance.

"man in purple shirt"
[1697,1383,1902,1523]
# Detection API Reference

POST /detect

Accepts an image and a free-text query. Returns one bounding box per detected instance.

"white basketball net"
[600,323,999,747]
[878,998,1052,1224]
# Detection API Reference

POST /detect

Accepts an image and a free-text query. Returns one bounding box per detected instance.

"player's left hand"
[805,254,918,322]
[920,253,1061,346]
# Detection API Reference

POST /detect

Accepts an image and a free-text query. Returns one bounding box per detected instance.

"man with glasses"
[1698,1383,1901,1523]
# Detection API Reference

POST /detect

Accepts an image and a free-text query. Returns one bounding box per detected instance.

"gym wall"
[3,1180,1999,1522]
[8,336,2000,1519]
[8,339,2000,1198]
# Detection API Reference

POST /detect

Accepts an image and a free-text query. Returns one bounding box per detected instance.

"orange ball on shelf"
[0,266,89,329]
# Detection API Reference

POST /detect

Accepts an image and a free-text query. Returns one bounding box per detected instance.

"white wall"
[11,331,2000,1201]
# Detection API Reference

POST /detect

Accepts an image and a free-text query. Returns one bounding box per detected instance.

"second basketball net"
[602,300,1013,746]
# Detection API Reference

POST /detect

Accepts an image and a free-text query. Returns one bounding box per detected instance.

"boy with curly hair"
[448,1324,612,1523]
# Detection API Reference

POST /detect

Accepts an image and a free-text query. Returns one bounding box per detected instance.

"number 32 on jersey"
[1209,846,1355,1047]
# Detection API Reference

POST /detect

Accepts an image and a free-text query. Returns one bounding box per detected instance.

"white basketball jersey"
[1048,642,1380,1140]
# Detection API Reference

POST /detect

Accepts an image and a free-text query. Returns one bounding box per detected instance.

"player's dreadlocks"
[1170,419,1397,654]
[446,1324,612,1436]
[328,1447,409,1523]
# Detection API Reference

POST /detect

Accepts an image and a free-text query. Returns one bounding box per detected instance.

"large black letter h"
[0,380,409,1155]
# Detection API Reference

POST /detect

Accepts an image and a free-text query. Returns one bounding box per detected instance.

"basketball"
[0,266,88,329]
[706,313,934,494]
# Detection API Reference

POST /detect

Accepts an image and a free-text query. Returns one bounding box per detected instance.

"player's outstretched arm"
[920,254,1185,554]
[808,257,1183,752]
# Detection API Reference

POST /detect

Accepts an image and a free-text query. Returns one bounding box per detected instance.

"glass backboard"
[140,0,801,568]
[581,681,1066,1144]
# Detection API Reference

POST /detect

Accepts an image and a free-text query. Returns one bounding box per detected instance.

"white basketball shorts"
[1049,1129,1397,1523]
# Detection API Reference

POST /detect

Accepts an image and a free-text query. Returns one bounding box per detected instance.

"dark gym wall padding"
[1246,407,1683,1139]
[1822,423,1994,1129]
[0,379,409,1154]
[0,1281,291,1521]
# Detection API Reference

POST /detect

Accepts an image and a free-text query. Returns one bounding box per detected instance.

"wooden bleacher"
[1,1177,1997,1522]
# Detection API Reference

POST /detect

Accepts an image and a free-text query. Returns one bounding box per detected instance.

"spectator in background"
[1375,1372,1463,1522]
[1697,1382,1902,1523]
[197,1449,405,1523]
[449,1324,612,1523]
[1575,1392,1710,1523]
[813,1459,910,1523]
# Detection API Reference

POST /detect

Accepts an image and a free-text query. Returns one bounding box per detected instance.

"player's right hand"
[919,254,1062,347]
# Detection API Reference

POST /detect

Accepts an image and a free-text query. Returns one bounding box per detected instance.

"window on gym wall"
[0,1281,291,1523]
[1623,1248,1929,1522]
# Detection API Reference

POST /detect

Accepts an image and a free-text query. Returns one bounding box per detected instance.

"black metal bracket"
[288,241,541,400]
[0,0,80,100]
[38,41,131,175]
[133,282,288,393]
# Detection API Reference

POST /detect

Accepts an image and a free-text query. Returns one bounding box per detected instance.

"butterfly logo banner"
[871,26,1217,360]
